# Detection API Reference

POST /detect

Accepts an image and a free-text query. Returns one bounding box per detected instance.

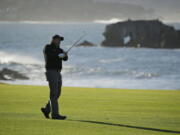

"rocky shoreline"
[0,68,29,81]
[101,19,180,48]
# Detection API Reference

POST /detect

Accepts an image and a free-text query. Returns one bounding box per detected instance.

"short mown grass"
[0,84,180,135]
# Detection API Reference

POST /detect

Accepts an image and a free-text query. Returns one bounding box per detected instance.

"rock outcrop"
[77,40,96,47]
[0,68,29,80]
[101,19,180,48]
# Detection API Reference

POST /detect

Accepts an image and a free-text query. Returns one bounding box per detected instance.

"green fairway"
[0,84,180,135]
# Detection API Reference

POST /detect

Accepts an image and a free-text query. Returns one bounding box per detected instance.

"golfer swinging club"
[41,35,68,120]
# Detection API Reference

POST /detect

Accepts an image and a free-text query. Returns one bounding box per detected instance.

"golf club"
[65,32,87,53]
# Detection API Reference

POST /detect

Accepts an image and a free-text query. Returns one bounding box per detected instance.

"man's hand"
[58,53,66,58]
[64,52,67,56]
[63,52,68,61]
[58,52,68,59]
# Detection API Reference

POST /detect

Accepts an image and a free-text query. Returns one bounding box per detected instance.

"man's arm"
[44,45,59,58]
[58,49,68,61]
[62,52,68,61]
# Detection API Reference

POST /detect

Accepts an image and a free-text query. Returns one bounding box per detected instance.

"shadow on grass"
[68,119,180,134]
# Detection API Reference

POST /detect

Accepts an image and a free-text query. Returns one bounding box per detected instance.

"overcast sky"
[0,0,179,22]
[96,0,180,21]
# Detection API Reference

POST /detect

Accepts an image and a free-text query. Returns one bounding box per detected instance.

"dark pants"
[44,70,62,117]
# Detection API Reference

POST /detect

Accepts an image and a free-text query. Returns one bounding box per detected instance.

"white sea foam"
[0,51,42,65]
[3,77,179,90]
[94,18,125,24]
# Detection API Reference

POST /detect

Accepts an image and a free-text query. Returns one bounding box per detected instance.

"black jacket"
[43,44,68,71]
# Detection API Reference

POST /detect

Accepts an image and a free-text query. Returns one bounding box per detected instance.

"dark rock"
[77,40,96,47]
[101,19,180,48]
[0,68,29,80]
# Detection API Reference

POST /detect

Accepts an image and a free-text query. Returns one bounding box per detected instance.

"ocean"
[0,22,180,90]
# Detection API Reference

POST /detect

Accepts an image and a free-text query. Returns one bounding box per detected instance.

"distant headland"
[102,19,180,48]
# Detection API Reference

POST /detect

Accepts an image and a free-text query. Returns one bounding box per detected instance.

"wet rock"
[0,68,29,80]
[77,40,96,47]
[101,19,180,48]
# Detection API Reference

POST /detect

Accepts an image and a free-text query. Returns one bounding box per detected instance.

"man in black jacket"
[41,35,68,120]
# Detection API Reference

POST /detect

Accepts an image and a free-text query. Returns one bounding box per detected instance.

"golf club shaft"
[66,33,86,53]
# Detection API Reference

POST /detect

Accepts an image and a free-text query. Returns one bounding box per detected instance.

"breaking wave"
[62,65,160,79]
[0,51,42,65]
[94,18,125,24]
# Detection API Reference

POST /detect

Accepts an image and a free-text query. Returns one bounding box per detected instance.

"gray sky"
[96,0,180,22]
[0,0,179,22]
